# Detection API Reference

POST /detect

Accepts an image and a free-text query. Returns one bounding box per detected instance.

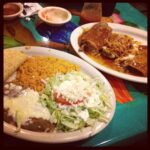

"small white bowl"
[4,3,23,20]
[38,6,72,26]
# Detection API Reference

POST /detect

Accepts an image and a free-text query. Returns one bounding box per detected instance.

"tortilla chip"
[4,50,28,81]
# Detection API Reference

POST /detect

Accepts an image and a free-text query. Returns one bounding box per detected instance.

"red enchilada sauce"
[85,50,147,77]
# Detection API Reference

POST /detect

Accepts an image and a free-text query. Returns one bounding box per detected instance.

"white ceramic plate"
[70,23,147,84]
[4,46,116,143]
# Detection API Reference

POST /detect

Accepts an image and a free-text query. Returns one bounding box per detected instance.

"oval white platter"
[4,46,116,143]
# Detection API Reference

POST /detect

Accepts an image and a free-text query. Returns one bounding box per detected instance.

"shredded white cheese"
[53,73,102,107]
[78,109,89,121]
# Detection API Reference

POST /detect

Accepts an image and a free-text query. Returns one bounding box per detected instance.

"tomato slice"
[53,92,83,105]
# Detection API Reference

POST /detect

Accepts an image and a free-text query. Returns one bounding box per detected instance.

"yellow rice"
[15,56,80,91]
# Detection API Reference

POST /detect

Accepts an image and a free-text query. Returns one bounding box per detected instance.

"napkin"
[20,3,43,18]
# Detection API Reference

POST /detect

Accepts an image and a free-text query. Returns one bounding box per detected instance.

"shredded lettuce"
[40,94,57,113]
[40,71,112,131]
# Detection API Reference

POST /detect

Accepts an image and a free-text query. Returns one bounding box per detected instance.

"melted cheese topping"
[4,88,51,124]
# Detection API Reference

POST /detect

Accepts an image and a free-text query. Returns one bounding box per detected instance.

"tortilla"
[4,50,28,81]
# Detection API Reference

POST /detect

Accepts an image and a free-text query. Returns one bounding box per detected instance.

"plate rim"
[4,46,116,143]
[70,22,147,84]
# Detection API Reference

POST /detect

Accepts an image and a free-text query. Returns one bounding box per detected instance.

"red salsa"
[3,3,20,16]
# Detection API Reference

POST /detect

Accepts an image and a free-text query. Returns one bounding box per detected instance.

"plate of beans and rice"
[4,46,116,143]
